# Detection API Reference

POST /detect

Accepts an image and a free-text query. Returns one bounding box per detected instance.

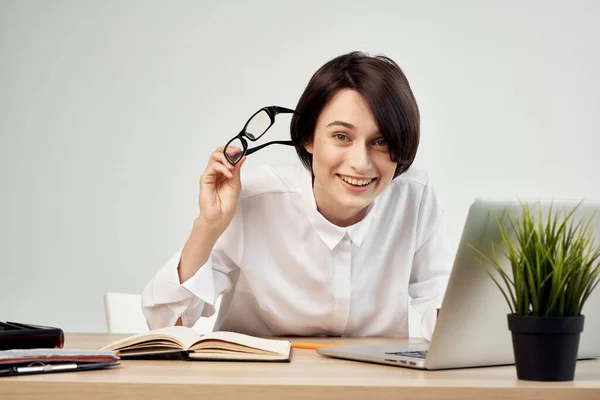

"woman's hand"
[197,146,246,235]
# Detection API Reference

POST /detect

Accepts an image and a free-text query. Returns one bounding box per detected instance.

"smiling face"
[304,89,397,227]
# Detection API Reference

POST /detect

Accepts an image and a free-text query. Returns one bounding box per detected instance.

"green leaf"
[471,200,600,317]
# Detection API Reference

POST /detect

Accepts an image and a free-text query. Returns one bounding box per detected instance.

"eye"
[373,138,387,147]
[334,133,348,141]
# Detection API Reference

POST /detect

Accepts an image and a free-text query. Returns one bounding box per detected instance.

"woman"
[142,51,452,340]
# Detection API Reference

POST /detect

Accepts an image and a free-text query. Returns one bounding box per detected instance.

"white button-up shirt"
[142,164,452,340]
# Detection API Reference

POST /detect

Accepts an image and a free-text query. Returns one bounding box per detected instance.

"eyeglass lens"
[226,137,245,164]
[245,110,271,140]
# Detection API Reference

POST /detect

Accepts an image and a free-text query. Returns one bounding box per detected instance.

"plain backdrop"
[1,0,599,336]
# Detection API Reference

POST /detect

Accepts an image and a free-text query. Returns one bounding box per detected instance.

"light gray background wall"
[1,0,599,336]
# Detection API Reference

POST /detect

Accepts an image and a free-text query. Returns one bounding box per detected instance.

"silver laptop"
[318,198,600,369]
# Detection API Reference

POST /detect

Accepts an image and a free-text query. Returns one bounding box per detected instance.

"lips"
[337,174,377,193]
[338,174,375,186]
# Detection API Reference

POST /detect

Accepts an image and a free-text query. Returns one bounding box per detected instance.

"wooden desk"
[2,333,599,399]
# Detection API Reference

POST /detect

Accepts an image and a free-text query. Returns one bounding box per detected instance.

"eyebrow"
[326,120,355,130]
[326,120,383,139]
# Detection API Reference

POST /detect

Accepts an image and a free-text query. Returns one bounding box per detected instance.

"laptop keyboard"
[385,350,428,359]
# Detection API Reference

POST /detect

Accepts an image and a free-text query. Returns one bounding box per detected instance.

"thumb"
[231,156,246,183]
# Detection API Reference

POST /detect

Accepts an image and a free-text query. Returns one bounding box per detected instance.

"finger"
[213,145,242,155]
[231,156,247,180]
[203,160,233,182]
[213,162,234,179]
[224,146,244,165]
[214,146,243,165]
[210,150,237,169]
[224,146,242,156]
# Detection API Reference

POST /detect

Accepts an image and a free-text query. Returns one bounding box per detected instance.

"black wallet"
[0,321,64,350]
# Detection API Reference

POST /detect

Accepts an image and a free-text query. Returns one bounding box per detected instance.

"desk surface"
[2,333,599,400]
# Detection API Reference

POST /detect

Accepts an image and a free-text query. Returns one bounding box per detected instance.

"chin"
[337,194,375,211]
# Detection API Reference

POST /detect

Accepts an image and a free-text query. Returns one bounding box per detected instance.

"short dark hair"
[290,51,420,178]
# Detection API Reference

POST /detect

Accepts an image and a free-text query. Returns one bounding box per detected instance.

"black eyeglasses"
[224,106,297,165]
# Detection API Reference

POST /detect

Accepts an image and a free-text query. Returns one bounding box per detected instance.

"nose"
[347,143,372,173]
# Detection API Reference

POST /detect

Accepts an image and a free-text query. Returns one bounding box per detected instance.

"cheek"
[313,143,344,169]
[375,156,397,181]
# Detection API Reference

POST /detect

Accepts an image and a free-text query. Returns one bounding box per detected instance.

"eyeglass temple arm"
[273,106,298,115]
[245,140,294,156]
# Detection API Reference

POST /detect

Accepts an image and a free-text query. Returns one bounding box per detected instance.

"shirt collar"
[299,167,378,250]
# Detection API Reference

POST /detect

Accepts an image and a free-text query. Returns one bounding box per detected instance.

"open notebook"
[100,326,291,362]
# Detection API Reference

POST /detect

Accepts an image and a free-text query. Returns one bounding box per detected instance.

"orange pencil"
[290,341,339,350]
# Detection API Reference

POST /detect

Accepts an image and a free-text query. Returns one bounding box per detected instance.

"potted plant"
[470,201,600,381]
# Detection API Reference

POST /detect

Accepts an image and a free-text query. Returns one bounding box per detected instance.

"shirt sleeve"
[408,176,453,341]
[141,205,243,330]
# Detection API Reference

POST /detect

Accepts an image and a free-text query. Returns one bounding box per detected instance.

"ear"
[304,140,313,155]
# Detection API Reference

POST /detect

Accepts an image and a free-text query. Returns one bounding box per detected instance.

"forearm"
[178,217,222,284]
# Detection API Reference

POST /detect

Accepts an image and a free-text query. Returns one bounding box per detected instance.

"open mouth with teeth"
[338,174,376,187]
